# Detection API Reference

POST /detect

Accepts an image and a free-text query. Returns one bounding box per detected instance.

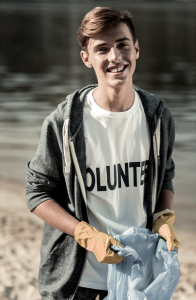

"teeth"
[110,66,124,73]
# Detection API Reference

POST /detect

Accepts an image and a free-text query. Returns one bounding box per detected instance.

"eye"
[97,47,107,52]
[118,42,129,48]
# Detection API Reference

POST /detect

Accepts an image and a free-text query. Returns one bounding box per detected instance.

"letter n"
[117,163,129,188]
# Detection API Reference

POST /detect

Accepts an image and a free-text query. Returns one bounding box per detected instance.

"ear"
[80,50,93,68]
[135,40,140,59]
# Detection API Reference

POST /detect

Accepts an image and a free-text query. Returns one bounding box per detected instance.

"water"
[0,1,196,184]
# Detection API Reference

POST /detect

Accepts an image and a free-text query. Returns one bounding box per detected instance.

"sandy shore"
[0,178,196,300]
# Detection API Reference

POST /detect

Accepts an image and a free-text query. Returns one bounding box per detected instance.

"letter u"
[106,165,117,190]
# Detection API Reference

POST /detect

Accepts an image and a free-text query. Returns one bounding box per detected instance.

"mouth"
[106,64,128,75]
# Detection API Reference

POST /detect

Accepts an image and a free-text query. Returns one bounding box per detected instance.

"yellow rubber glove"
[153,211,179,251]
[74,221,125,264]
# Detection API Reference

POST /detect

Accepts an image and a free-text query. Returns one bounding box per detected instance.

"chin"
[108,78,128,88]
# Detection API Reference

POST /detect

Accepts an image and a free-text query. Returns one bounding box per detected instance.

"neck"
[93,82,135,112]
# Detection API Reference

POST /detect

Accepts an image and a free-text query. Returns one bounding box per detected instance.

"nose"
[108,47,122,63]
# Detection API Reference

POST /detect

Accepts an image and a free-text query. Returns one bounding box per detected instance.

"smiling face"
[81,22,139,89]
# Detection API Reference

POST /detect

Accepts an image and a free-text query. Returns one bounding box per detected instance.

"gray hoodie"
[26,84,175,300]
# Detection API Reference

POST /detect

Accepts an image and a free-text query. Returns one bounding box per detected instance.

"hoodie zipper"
[152,119,161,213]
[69,250,88,300]
[68,140,89,300]
[152,132,158,212]
[63,118,89,300]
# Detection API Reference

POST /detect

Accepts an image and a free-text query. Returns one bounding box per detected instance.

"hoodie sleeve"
[26,117,64,212]
[161,111,175,193]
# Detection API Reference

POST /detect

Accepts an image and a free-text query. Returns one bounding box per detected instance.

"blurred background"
[0,1,196,300]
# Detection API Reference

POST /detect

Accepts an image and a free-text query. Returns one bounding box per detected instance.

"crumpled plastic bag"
[104,227,180,300]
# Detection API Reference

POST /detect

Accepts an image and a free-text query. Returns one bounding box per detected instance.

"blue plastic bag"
[104,227,180,300]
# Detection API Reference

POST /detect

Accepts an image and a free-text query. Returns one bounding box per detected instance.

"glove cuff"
[74,221,89,241]
[153,209,175,223]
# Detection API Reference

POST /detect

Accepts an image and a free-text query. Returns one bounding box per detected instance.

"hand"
[74,221,125,264]
[153,212,179,251]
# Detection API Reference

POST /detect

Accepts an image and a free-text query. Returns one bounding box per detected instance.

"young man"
[26,7,179,300]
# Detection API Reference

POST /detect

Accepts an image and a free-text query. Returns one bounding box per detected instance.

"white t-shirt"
[79,88,150,290]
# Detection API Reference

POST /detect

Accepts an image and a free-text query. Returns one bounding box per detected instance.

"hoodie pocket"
[39,234,75,286]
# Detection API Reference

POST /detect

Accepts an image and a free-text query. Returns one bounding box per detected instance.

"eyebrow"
[94,37,130,49]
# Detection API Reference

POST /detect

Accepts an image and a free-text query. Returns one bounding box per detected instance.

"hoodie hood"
[58,84,166,138]
[58,84,166,178]
[58,84,97,140]
[134,85,166,134]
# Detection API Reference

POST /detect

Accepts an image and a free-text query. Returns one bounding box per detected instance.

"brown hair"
[77,7,136,50]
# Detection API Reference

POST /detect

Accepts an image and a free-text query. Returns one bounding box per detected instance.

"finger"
[173,233,180,251]
[167,236,174,251]
[116,242,125,248]
[102,248,124,264]
[110,237,125,248]
[174,240,180,251]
